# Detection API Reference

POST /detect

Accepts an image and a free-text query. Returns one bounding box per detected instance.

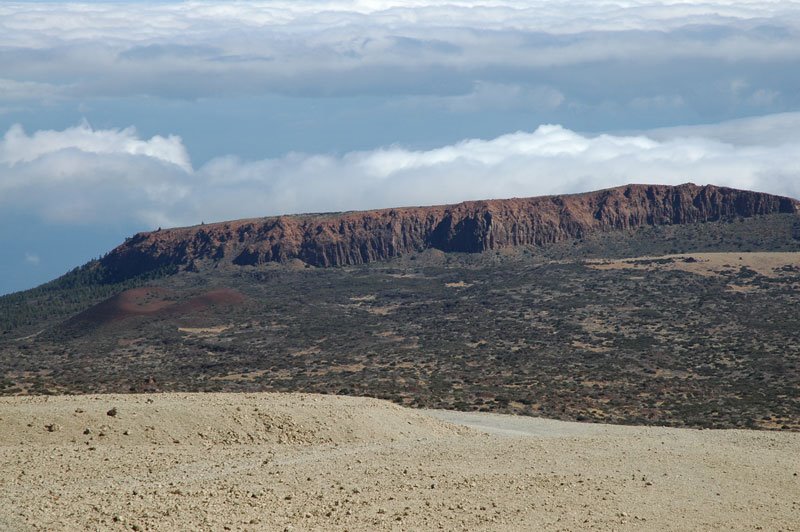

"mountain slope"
[100,183,799,280]
[2,183,799,431]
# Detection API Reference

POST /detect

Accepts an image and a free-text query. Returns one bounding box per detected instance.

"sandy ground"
[0,393,798,531]
[586,251,800,276]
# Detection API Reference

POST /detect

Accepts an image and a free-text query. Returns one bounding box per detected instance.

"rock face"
[101,183,799,278]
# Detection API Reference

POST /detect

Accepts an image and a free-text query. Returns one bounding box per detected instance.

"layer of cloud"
[401,82,566,113]
[646,112,800,146]
[2,113,799,229]
[0,121,190,169]
[23,252,40,266]
[0,122,192,224]
[0,78,61,102]
[0,1,798,116]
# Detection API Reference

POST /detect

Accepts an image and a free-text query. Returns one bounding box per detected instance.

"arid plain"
[1,393,798,531]
[2,186,800,531]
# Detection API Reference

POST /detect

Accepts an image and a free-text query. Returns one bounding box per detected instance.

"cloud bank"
[3,114,799,229]
[23,252,40,266]
[1,0,799,117]
[2,2,798,295]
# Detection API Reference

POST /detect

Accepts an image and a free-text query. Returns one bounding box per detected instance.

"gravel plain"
[1,392,798,531]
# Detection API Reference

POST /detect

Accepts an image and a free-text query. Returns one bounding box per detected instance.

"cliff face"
[101,183,799,279]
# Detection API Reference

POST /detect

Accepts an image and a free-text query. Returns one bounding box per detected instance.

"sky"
[1,0,800,294]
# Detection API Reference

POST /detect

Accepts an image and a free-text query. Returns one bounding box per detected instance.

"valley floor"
[0,393,798,531]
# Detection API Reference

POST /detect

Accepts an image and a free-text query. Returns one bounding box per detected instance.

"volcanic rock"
[100,183,799,279]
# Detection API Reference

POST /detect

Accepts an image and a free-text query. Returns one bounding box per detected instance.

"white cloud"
[0,122,192,224]
[1,1,800,103]
[0,121,191,170]
[0,78,61,102]
[0,114,798,228]
[402,82,565,112]
[646,111,800,146]
[629,94,685,110]
[749,88,780,106]
[23,252,40,266]
[2,1,797,43]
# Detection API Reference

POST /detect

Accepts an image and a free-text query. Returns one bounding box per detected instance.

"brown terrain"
[100,183,798,279]
[64,287,247,331]
[1,393,798,531]
[2,183,800,531]
[2,183,800,431]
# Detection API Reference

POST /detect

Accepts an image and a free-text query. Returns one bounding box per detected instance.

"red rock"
[101,183,799,277]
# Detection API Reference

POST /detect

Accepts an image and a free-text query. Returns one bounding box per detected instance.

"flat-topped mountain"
[101,183,799,279]
[2,183,799,431]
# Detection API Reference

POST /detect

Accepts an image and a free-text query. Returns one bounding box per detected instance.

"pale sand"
[586,251,800,277]
[0,393,798,531]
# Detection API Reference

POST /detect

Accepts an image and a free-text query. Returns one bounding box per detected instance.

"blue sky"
[2,0,800,294]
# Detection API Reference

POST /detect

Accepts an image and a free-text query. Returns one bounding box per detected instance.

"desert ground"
[0,393,798,531]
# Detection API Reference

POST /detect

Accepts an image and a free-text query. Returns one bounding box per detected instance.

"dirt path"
[1,393,798,531]
[425,409,617,438]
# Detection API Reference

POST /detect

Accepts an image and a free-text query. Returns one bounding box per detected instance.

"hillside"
[100,183,798,279]
[1,184,799,431]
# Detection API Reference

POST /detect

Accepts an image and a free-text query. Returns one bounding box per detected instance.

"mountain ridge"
[101,183,799,280]
[2,184,800,430]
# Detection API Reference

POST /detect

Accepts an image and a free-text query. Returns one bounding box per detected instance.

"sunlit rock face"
[100,183,799,278]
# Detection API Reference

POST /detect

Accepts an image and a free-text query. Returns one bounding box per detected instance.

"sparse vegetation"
[0,262,177,334]
[1,214,799,430]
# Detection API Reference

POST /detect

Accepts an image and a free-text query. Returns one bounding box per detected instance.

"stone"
[100,184,798,279]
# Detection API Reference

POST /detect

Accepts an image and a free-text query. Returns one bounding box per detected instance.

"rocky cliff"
[100,183,799,279]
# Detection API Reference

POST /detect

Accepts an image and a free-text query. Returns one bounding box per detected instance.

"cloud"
[0,121,191,169]
[0,78,61,102]
[0,122,192,224]
[646,111,800,146]
[749,88,780,107]
[629,94,685,110]
[1,114,798,229]
[23,252,40,266]
[402,82,565,112]
[0,0,799,116]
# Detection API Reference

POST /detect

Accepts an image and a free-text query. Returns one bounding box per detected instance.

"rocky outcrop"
[100,183,799,279]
